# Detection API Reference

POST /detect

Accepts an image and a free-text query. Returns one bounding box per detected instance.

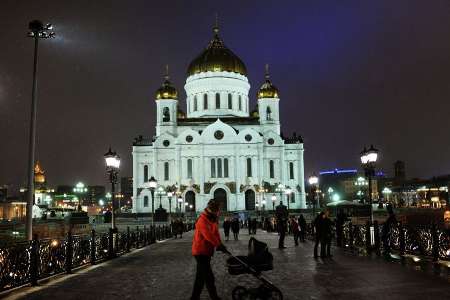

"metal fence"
[338,221,450,261]
[0,223,194,292]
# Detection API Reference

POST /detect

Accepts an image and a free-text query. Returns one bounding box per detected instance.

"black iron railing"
[0,223,194,292]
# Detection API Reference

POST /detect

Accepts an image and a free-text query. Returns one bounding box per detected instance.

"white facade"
[132,28,305,214]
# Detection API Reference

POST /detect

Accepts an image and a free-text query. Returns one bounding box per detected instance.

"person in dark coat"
[320,210,333,258]
[275,201,288,249]
[248,218,252,235]
[177,218,185,239]
[290,217,300,246]
[313,212,324,258]
[298,214,307,243]
[223,217,231,241]
[252,218,258,234]
[231,217,240,240]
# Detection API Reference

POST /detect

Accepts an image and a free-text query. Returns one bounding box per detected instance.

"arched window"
[246,158,252,177]
[163,107,170,122]
[217,158,222,178]
[164,162,169,180]
[269,160,274,178]
[194,96,198,111]
[238,95,242,110]
[290,193,295,203]
[266,106,272,121]
[228,94,232,109]
[144,165,148,182]
[215,93,220,109]
[289,162,294,179]
[187,159,193,179]
[224,158,229,177]
[211,159,216,178]
[144,196,149,207]
[203,94,208,109]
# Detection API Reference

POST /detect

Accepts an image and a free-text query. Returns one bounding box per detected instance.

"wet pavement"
[3,230,450,300]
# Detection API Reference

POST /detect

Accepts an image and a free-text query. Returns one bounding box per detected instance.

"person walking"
[275,201,288,249]
[298,214,307,243]
[231,217,240,240]
[248,218,252,235]
[313,212,324,258]
[252,218,257,234]
[191,199,227,300]
[223,217,231,241]
[177,218,185,239]
[290,217,300,246]
[320,210,333,258]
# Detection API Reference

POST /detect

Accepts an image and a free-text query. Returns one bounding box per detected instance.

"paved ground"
[4,230,450,300]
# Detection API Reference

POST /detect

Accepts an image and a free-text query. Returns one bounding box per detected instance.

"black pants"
[278,230,286,248]
[299,230,305,242]
[320,236,331,257]
[314,234,320,257]
[293,232,299,245]
[233,232,239,240]
[191,256,220,300]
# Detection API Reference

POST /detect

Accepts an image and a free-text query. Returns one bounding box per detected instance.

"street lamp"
[25,20,55,240]
[177,197,183,213]
[156,186,165,208]
[284,187,292,213]
[73,182,88,211]
[167,191,173,219]
[271,194,277,211]
[308,175,319,216]
[104,147,120,230]
[146,176,157,226]
[382,187,392,205]
[361,145,379,224]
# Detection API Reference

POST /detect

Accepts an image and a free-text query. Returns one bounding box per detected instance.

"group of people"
[171,218,185,239]
[313,210,333,258]
[222,217,241,241]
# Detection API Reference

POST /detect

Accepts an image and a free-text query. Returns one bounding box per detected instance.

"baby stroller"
[226,237,283,300]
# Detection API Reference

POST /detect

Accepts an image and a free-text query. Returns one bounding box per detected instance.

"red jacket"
[192,211,221,256]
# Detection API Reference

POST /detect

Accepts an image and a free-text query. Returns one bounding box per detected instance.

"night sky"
[1,0,450,190]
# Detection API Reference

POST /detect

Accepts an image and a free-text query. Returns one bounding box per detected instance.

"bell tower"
[258,64,280,134]
[155,65,178,136]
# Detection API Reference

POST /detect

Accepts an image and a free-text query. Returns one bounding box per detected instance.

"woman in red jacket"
[191,199,227,300]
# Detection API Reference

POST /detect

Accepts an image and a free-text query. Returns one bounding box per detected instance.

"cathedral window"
[217,158,222,178]
[164,162,169,180]
[266,107,272,121]
[289,162,294,179]
[204,94,208,109]
[211,159,216,178]
[216,93,220,109]
[224,158,229,177]
[194,96,198,111]
[187,159,193,179]
[163,107,170,122]
[228,94,232,109]
[246,158,252,177]
[144,196,149,207]
[238,95,242,111]
[269,160,274,179]
[144,165,148,182]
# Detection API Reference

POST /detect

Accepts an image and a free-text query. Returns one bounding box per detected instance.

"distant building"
[0,197,26,221]
[87,185,106,206]
[120,177,133,208]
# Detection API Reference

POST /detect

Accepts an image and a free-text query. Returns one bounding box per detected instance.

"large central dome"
[187,26,247,76]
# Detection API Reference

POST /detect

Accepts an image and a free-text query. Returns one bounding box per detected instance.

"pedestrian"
[248,218,252,235]
[177,218,185,239]
[223,217,231,241]
[231,217,240,240]
[320,210,333,258]
[191,199,227,300]
[290,217,300,246]
[252,218,257,234]
[298,214,307,242]
[275,201,288,249]
[173,219,178,239]
[313,212,324,258]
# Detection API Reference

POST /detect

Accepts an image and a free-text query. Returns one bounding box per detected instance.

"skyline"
[1,0,450,187]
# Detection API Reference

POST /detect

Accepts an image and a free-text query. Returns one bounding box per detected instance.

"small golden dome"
[187,25,247,76]
[34,161,45,184]
[257,64,279,99]
[177,106,186,119]
[155,66,178,100]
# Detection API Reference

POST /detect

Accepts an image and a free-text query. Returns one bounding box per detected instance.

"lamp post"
[146,176,157,226]
[258,187,268,216]
[73,182,88,211]
[275,183,285,212]
[25,20,55,241]
[308,175,319,216]
[167,191,173,219]
[284,187,292,213]
[156,186,165,208]
[360,145,379,224]
[177,197,183,213]
[104,147,120,230]
[271,194,276,211]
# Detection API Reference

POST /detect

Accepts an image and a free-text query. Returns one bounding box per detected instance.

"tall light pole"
[167,191,173,220]
[177,197,183,214]
[284,187,292,213]
[104,147,120,230]
[360,145,379,224]
[147,176,157,226]
[73,182,88,211]
[156,186,165,208]
[25,20,55,240]
[271,194,277,211]
[275,183,285,207]
[308,175,319,216]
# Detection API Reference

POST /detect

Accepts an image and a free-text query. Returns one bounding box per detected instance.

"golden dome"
[257,64,279,99]
[155,66,178,100]
[34,161,45,184]
[187,25,247,76]
[177,106,186,119]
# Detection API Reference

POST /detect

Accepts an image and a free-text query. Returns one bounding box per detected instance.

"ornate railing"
[339,221,450,261]
[0,223,194,292]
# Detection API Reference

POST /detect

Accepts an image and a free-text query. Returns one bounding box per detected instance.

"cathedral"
[132,24,305,214]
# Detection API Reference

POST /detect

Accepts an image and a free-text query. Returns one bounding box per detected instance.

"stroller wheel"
[232,286,250,300]
[257,284,283,300]
[267,289,283,300]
